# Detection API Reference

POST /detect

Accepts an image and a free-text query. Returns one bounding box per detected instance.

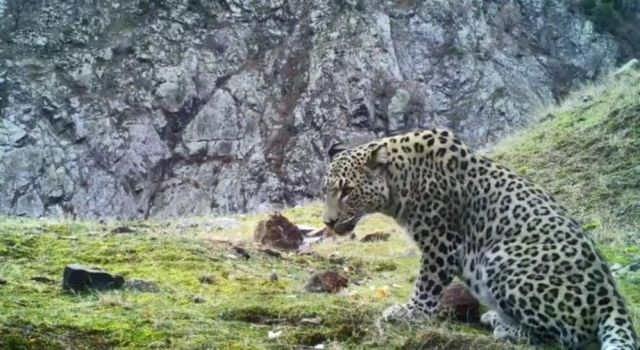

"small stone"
[233,246,250,259]
[269,272,278,282]
[193,296,207,304]
[305,271,348,293]
[111,226,135,234]
[32,276,57,284]
[62,264,125,292]
[300,316,322,325]
[0,277,6,285]
[360,231,391,242]
[439,283,481,323]
[199,274,216,285]
[123,279,160,293]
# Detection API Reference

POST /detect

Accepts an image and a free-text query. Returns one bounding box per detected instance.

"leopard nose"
[324,219,337,228]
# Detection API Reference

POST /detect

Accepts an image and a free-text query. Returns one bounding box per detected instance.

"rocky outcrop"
[0,0,627,218]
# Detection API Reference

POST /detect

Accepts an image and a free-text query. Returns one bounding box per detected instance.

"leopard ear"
[365,144,389,171]
[328,142,347,160]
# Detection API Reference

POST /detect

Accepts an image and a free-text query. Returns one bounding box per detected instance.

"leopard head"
[322,142,390,234]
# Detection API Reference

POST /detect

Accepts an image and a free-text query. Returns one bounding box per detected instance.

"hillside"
[492,65,640,244]
[1,68,640,349]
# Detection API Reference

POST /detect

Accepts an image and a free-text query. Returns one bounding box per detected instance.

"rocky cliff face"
[0,0,624,219]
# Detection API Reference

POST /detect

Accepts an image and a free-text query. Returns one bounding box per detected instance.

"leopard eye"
[341,186,353,198]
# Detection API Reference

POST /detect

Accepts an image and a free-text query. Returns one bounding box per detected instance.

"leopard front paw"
[382,303,430,322]
[480,310,502,328]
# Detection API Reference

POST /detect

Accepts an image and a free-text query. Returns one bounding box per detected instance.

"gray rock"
[0,0,633,219]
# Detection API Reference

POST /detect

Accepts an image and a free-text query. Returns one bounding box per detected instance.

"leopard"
[321,128,638,349]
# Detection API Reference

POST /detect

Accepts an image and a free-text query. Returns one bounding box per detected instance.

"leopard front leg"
[383,252,455,322]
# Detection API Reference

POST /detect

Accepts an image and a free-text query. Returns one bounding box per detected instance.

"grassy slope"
[1,70,639,349]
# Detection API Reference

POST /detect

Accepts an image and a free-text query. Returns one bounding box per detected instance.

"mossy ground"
[1,70,640,349]
[0,209,515,350]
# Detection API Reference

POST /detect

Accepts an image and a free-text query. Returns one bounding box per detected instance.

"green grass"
[0,210,517,349]
[1,70,640,349]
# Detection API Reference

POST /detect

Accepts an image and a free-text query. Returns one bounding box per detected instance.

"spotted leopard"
[322,129,637,349]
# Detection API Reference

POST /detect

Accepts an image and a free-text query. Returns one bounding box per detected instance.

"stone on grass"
[233,246,250,259]
[305,271,348,293]
[253,213,303,251]
[0,277,6,285]
[111,226,135,234]
[269,273,278,282]
[31,276,56,284]
[193,296,207,304]
[63,264,124,292]
[123,279,160,293]
[439,283,481,323]
[199,274,216,285]
[360,231,391,242]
